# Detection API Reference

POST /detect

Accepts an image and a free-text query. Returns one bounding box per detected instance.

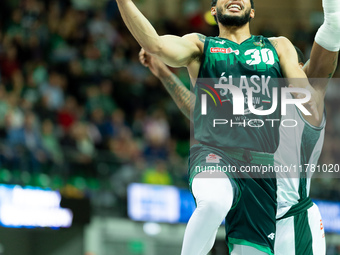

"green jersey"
[194,35,284,153]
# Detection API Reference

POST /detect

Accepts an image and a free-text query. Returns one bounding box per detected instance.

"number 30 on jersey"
[245,49,275,65]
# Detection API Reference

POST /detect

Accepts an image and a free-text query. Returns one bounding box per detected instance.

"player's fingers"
[138,51,144,63]
[138,48,144,60]
[138,49,149,67]
[139,54,146,66]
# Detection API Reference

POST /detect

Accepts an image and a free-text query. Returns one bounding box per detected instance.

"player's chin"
[225,11,244,18]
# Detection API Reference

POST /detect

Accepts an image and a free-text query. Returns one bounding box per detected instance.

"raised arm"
[116,0,202,68]
[270,37,323,126]
[303,0,340,93]
[139,49,195,121]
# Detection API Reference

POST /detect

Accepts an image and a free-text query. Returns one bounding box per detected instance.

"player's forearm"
[303,43,338,94]
[304,0,340,83]
[158,72,195,121]
[116,0,162,54]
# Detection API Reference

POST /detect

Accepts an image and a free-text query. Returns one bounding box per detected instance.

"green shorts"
[188,143,277,255]
[275,199,325,255]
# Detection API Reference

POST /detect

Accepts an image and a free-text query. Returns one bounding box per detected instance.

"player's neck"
[218,24,251,44]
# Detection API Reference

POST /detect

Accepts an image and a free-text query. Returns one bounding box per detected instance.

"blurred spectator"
[21,70,40,106]
[104,108,130,138]
[32,61,48,85]
[107,128,140,163]
[5,93,24,129]
[67,121,96,177]
[88,11,118,46]
[10,70,24,95]
[86,79,117,117]
[57,95,78,133]
[40,70,66,110]
[6,111,47,172]
[82,39,102,78]
[142,160,173,185]
[41,119,63,165]
[5,9,24,40]
[90,107,107,147]
[0,85,9,137]
[72,121,96,158]
[143,109,170,162]
[131,109,146,138]
[0,44,20,82]
[144,109,170,144]
[111,47,128,74]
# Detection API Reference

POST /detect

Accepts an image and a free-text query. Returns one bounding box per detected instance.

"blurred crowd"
[0,0,339,216]
[0,0,194,214]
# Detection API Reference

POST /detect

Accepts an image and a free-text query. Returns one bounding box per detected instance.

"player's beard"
[216,7,252,27]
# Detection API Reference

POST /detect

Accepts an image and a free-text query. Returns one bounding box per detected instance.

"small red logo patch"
[206,153,222,163]
[210,47,240,55]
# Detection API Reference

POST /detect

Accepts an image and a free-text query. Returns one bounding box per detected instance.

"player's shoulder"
[267,36,295,55]
[267,36,292,48]
[182,33,207,52]
[183,33,207,44]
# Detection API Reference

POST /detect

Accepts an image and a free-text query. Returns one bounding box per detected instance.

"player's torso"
[194,35,284,153]
[274,100,326,218]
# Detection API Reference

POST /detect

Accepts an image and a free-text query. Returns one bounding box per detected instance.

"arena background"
[0,0,339,254]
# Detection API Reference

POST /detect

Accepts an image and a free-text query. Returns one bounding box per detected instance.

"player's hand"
[139,48,170,78]
[288,84,320,122]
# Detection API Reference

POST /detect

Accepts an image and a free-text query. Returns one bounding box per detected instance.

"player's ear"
[211,6,216,17]
[250,9,255,19]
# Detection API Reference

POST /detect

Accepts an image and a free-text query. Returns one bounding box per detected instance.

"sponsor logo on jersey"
[215,40,226,45]
[206,153,222,163]
[267,233,275,240]
[210,47,240,55]
[320,219,324,231]
[253,41,265,47]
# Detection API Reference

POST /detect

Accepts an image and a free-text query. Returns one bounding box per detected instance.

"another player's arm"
[116,0,202,68]
[139,49,194,121]
[303,0,340,93]
[303,43,338,81]
[302,44,339,98]
[270,37,323,126]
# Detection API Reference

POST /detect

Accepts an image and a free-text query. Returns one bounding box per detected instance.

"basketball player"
[116,0,323,254]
